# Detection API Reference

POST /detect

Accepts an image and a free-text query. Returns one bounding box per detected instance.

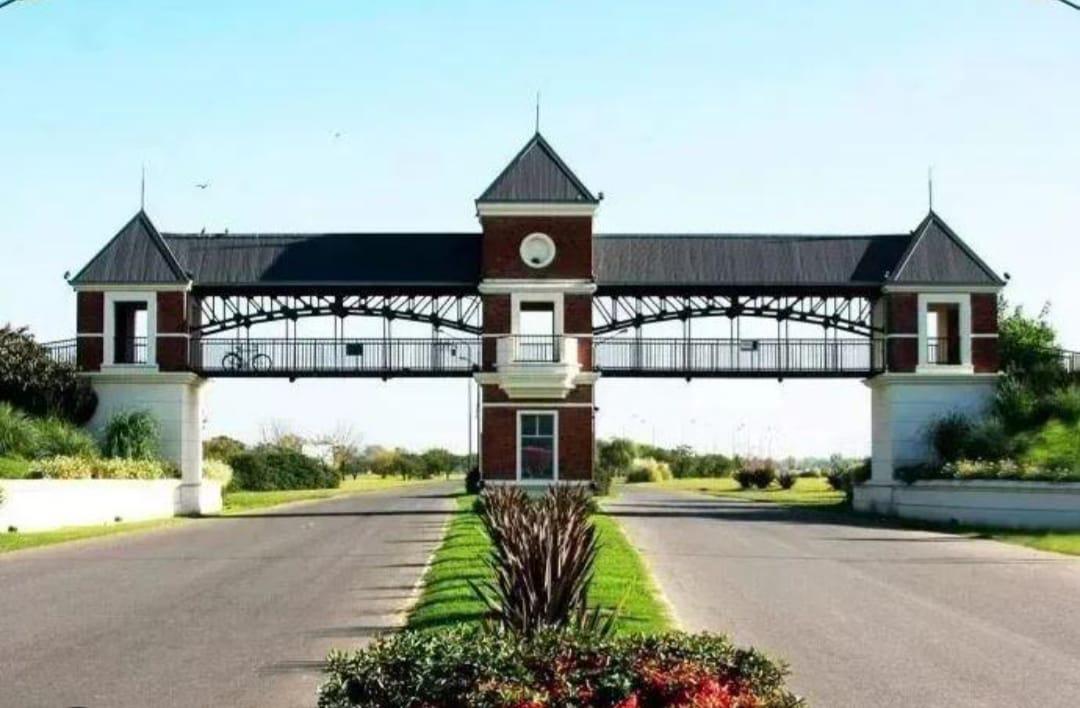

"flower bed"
[898,459,1079,484]
[320,627,801,708]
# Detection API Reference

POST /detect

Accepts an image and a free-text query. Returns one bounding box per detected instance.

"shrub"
[1040,386,1080,425]
[102,411,159,460]
[593,464,614,496]
[202,459,233,489]
[465,465,482,494]
[0,324,97,424]
[203,435,246,463]
[734,458,776,489]
[751,465,776,490]
[0,456,32,479]
[230,445,340,491]
[32,455,177,480]
[0,403,37,458]
[31,417,98,459]
[319,627,800,708]
[626,457,672,483]
[777,472,796,490]
[733,468,755,489]
[929,413,973,464]
[1024,420,1080,472]
[473,486,603,638]
[598,438,637,478]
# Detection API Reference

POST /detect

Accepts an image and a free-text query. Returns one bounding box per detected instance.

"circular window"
[519,232,557,269]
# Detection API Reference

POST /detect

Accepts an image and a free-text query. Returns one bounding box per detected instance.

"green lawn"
[0,518,182,555]
[645,476,844,507]
[222,474,445,514]
[406,495,673,634]
[991,531,1080,556]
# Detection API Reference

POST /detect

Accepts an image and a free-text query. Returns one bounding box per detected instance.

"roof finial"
[140,164,147,211]
[927,165,934,212]
[535,91,541,134]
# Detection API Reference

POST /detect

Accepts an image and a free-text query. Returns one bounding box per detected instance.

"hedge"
[230,446,340,491]
[32,455,178,480]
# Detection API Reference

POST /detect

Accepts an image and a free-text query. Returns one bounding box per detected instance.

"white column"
[85,371,220,515]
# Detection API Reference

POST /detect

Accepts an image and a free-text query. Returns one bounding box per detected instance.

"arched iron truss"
[592,294,879,336]
[193,294,482,336]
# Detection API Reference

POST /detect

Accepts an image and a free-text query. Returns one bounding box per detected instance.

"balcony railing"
[40,338,77,367]
[925,337,960,366]
[191,337,481,377]
[594,338,882,377]
[113,336,149,365]
[502,335,563,364]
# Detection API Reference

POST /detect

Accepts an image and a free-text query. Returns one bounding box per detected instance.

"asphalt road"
[608,486,1080,708]
[0,482,458,708]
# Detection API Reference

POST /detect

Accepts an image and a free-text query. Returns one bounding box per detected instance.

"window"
[517,301,557,362]
[113,301,149,364]
[926,303,960,365]
[518,412,557,481]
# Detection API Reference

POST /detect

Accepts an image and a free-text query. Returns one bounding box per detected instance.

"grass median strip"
[406,494,673,634]
[647,476,844,507]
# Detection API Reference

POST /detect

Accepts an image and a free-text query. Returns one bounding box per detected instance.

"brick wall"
[971,294,998,335]
[887,337,918,372]
[481,216,592,279]
[972,338,1000,373]
[887,294,918,334]
[76,292,104,372]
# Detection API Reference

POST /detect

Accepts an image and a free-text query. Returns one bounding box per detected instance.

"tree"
[260,420,305,451]
[420,447,456,479]
[598,438,636,476]
[0,324,97,424]
[998,299,1065,394]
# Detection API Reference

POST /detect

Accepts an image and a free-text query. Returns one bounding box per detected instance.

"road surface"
[608,485,1080,708]
[0,482,458,708]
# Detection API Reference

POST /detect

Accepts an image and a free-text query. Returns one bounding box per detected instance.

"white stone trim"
[516,409,559,482]
[479,279,597,295]
[484,479,590,487]
[77,332,104,337]
[483,402,594,408]
[883,284,1002,294]
[916,292,972,373]
[477,202,597,217]
[520,232,557,269]
[971,333,998,338]
[104,291,158,367]
[511,291,564,335]
[85,370,204,385]
[75,282,192,293]
[156,332,191,339]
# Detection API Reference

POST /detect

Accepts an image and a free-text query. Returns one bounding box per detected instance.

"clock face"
[520,233,557,269]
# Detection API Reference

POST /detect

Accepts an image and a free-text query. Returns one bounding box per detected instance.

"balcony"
[483,335,588,399]
[925,337,961,366]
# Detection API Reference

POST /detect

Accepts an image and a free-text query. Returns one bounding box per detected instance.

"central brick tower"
[474,133,600,485]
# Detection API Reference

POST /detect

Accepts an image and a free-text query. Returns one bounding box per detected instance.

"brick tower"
[474,134,599,485]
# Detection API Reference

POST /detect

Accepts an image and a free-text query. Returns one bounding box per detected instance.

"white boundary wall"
[854,480,1080,530]
[0,479,221,533]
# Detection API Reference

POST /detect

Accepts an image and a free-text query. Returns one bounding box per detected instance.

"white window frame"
[916,292,973,374]
[510,291,564,335]
[516,409,559,483]
[103,291,158,369]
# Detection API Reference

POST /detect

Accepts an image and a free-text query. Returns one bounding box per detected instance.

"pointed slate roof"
[70,211,189,285]
[889,211,1004,286]
[477,133,598,204]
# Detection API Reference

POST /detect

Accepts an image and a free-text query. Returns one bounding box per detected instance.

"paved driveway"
[0,482,458,708]
[608,486,1080,708]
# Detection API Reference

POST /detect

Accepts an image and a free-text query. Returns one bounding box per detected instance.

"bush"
[230,445,340,491]
[1024,420,1080,472]
[777,472,796,490]
[202,458,234,489]
[474,486,603,637]
[0,456,31,479]
[319,626,800,708]
[0,403,37,458]
[32,455,177,480]
[592,465,614,496]
[735,459,776,489]
[102,411,159,460]
[203,435,246,463]
[898,458,1079,484]
[625,457,672,483]
[0,324,97,424]
[32,417,98,459]
[465,465,481,494]
[929,413,973,464]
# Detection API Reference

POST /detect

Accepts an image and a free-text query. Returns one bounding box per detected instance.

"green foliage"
[473,486,604,638]
[777,472,796,490]
[0,456,32,479]
[901,458,1079,483]
[319,626,800,708]
[419,447,456,479]
[625,457,672,483]
[230,445,340,491]
[202,435,246,463]
[32,455,177,480]
[929,413,974,463]
[465,466,481,494]
[735,458,777,489]
[1024,420,1080,472]
[31,417,98,459]
[0,403,37,458]
[202,458,234,489]
[0,325,97,424]
[597,437,637,477]
[592,464,614,496]
[998,301,1065,394]
[102,411,159,460]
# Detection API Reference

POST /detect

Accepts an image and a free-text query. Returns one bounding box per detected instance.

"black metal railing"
[506,335,562,363]
[113,336,149,365]
[191,337,481,376]
[593,338,883,377]
[926,337,960,366]
[1063,350,1080,375]
[41,338,77,367]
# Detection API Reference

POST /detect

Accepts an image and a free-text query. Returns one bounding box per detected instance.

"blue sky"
[2,0,1077,456]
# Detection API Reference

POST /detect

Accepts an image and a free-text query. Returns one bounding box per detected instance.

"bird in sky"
[195,182,210,190]
[332,131,343,139]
